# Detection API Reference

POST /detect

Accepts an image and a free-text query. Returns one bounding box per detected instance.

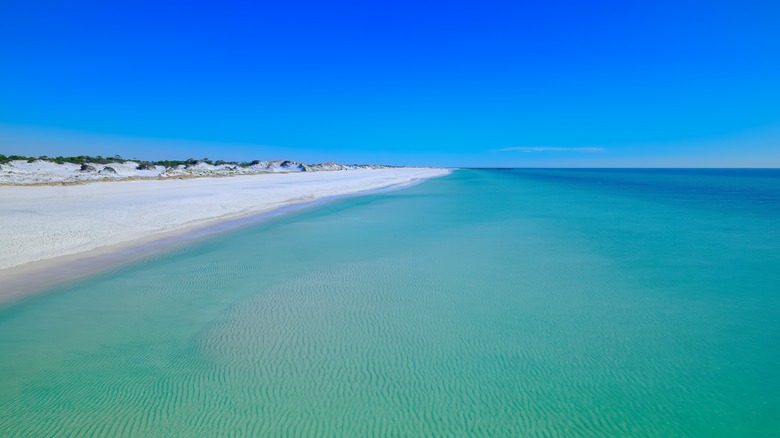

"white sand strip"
[0,168,449,273]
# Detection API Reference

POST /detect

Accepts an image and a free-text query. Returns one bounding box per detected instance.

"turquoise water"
[1,169,779,436]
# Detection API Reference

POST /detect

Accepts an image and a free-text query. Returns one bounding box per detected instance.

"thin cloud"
[497,147,605,153]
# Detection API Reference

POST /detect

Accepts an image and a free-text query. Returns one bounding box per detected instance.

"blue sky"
[1,0,779,167]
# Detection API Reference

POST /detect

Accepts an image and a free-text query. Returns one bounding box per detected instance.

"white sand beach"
[0,167,449,275]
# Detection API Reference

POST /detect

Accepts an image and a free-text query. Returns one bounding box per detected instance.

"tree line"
[0,154,262,168]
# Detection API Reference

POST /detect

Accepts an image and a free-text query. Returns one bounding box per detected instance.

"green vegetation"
[0,154,30,164]
[0,154,255,168]
[0,153,128,165]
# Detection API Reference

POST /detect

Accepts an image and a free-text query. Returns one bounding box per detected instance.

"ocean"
[1,169,778,436]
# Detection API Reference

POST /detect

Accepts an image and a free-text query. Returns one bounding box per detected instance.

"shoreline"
[0,168,450,305]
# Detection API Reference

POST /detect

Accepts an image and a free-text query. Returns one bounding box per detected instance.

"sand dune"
[0,159,393,185]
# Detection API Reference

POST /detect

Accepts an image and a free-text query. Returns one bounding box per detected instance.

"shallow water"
[1,169,779,436]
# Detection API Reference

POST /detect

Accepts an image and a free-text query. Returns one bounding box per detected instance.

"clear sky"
[1,0,779,167]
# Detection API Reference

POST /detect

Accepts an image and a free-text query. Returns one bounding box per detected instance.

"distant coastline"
[0,153,418,185]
